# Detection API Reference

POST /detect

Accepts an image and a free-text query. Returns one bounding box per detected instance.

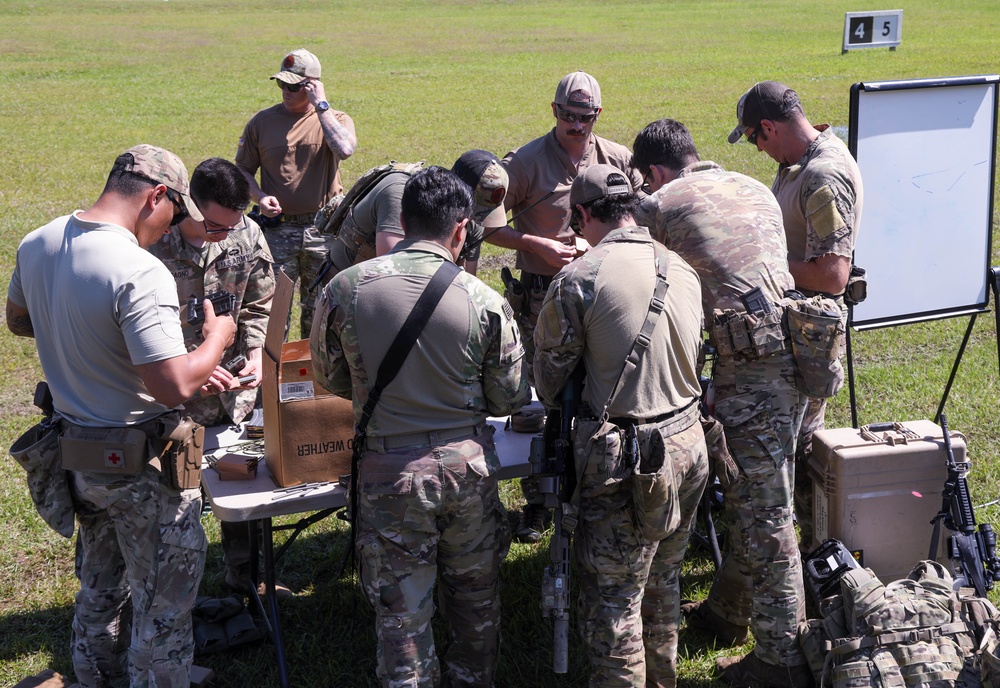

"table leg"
[262,517,290,688]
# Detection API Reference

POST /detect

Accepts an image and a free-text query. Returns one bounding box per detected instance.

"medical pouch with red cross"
[59,425,149,475]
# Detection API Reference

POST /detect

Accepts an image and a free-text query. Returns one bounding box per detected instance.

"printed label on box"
[280,381,315,402]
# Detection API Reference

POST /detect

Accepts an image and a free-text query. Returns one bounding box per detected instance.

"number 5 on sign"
[843,10,902,53]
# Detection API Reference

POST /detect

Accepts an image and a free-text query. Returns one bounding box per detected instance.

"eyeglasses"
[164,188,189,226]
[641,171,653,195]
[555,104,599,124]
[277,80,307,93]
[203,213,249,234]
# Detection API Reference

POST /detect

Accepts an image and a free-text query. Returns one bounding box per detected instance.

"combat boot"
[715,652,814,688]
[681,598,749,647]
[515,504,548,543]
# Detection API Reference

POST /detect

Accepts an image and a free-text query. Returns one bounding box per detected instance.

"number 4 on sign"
[843,10,902,53]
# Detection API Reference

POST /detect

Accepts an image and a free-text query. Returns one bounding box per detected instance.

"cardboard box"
[808,420,964,583]
[262,272,355,487]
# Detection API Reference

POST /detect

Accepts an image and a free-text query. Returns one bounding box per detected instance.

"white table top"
[201,405,538,523]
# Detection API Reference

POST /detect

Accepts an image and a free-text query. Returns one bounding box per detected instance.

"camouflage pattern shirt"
[312,239,529,441]
[148,219,275,424]
[637,160,795,315]
[533,225,703,417]
[772,126,864,265]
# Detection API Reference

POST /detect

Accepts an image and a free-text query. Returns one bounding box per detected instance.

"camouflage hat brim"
[271,72,307,85]
[476,203,508,228]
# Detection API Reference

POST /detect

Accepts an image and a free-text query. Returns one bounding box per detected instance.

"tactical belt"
[520,271,554,292]
[607,399,698,429]
[279,212,318,225]
[368,424,481,452]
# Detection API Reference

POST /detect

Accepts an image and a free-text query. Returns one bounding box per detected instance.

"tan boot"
[682,598,749,647]
[716,652,814,688]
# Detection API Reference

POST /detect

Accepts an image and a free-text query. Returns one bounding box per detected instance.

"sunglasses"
[745,126,760,146]
[164,188,189,226]
[555,104,599,124]
[277,80,308,93]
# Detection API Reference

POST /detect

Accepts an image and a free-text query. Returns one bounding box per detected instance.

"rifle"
[928,413,1000,597]
[530,365,584,673]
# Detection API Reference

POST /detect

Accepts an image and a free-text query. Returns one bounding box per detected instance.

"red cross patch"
[104,449,125,469]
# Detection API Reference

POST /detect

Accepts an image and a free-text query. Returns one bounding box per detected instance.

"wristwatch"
[315,100,330,114]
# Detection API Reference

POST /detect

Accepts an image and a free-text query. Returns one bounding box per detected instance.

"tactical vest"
[316,161,424,267]
[799,560,1000,688]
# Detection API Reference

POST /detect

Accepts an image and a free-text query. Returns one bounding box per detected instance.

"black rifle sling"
[338,259,462,576]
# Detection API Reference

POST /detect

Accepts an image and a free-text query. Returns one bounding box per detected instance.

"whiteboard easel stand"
[846,305,989,429]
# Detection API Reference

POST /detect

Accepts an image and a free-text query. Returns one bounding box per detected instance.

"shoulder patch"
[805,184,846,239]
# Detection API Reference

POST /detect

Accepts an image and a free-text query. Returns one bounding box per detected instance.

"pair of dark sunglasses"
[555,104,599,124]
[277,80,308,93]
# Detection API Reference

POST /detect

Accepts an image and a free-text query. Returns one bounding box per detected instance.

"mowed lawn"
[2,1,1000,686]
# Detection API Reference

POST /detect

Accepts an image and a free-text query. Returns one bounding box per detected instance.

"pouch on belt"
[10,417,75,537]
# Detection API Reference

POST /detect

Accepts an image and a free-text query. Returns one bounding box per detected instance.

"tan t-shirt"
[502,130,643,276]
[236,103,355,216]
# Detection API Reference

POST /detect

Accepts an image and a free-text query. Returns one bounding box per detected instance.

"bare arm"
[304,80,357,159]
[238,166,282,217]
[789,253,851,295]
[375,232,404,257]
[135,301,237,407]
[6,299,33,337]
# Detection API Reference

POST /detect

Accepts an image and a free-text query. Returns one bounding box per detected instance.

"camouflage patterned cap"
[120,144,203,221]
[271,49,322,84]
[452,150,509,228]
[554,71,601,110]
[727,81,800,144]
[570,163,632,207]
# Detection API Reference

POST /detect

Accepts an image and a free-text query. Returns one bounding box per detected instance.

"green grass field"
[3,0,1000,685]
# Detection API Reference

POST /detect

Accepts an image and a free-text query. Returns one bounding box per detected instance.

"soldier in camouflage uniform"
[633,119,811,687]
[534,164,708,688]
[236,48,356,337]
[728,81,864,552]
[148,157,276,594]
[6,145,237,687]
[311,167,529,687]
[488,71,645,543]
[324,149,508,279]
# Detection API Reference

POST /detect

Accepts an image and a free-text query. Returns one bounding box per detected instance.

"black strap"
[338,259,461,576]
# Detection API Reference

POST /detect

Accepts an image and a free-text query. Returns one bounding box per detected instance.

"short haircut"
[401,166,474,242]
[571,193,640,226]
[103,152,158,197]
[190,157,251,212]
[631,119,700,176]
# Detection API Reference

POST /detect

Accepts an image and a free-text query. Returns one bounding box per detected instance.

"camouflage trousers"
[575,414,708,687]
[264,221,331,338]
[510,271,552,507]
[705,350,808,667]
[793,396,826,553]
[70,466,206,688]
[356,431,510,688]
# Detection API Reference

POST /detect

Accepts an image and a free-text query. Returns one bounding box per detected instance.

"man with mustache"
[489,71,644,543]
[236,48,356,338]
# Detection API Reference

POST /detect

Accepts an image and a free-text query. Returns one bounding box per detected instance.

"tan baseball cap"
[570,164,632,207]
[271,49,322,84]
[120,144,202,221]
[452,150,509,227]
[554,71,601,110]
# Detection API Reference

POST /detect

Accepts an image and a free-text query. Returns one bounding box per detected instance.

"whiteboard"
[848,75,998,328]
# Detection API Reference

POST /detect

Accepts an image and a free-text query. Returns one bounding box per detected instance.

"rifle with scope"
[928,412,1000,597]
